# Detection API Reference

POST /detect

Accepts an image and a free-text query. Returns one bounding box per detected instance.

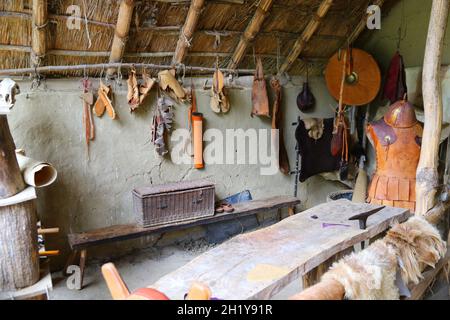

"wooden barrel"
[0,200,40,290]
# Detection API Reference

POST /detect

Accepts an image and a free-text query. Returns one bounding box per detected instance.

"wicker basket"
[132,179,215,227]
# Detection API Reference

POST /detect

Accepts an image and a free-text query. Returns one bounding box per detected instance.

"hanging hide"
[127,68,140,110]
[139,71,155,105]
[151,96,174,157]
[210,68,230,113]
[94,81,116,119]
[128,68,156,112]
[383,51,407,103]
[251,57,270,117]
[158,69,187,102]
[270,77,289,175]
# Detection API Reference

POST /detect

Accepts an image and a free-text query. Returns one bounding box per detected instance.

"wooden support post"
[172,0,206,65]
[0,116,25,198]
[31,0,47,68]
[227,0,274,70]
[0,200,39,290]
[277,0,333,75]
[416,0,450,216]
[107,0,135,76]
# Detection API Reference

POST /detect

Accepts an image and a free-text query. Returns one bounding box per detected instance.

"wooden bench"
[65,195,300,289]
[149,200,411,300]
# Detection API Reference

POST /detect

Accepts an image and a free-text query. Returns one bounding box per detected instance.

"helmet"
[384,99,417,128]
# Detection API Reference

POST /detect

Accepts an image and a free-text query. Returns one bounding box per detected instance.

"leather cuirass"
[366,100,422,212]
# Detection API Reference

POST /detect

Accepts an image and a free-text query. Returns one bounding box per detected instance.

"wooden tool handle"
[101,263,130,300]
[39,250,60,256]
[38,227,60,235]
[186,281,212,300]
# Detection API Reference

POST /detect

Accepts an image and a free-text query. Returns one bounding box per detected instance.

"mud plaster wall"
[8,76,346,269]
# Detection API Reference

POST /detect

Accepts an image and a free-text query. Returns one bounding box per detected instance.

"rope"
[33,21,49,30]
[181,32,192,47]
[82,0,92,49]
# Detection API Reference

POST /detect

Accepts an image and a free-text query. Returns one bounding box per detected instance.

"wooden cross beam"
[277,0,333,76]
[107,0,135,76]
[31,0,47,68]
[227,0,275,70]
[172,0,206,65]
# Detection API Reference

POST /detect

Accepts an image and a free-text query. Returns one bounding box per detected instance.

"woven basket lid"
[325,48,381,106]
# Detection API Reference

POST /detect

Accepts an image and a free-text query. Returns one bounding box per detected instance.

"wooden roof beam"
[346,0,385,45]
[277,0,333,76]
[227,0,274,70]
[172,0,206,65]
[107,0,135,76]
[31,0,48,68]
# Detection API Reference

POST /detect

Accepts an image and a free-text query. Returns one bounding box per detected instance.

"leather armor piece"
[366,100,422,212]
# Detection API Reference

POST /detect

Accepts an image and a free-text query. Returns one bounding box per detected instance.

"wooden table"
[150,200,410,300]
[66,196,300,289]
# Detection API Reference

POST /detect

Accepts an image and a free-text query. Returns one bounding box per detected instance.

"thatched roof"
[0,0,397,78]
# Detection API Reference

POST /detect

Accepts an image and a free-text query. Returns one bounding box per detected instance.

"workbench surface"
[150,200,410,300]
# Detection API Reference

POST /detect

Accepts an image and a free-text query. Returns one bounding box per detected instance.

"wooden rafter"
[172,0,206,65]
[277,0,333,75]
[227,0,274,70]
[31,0,47,68]
[346,0,385,45]
[107,0,135,76]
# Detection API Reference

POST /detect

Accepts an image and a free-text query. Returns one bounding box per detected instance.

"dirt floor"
[49,238,449,300]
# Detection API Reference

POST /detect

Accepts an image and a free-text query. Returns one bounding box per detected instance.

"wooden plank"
[68,196,300,250]
[227,0,275,69]
[150,200,409,300]
[172,0,206,65]
[406,249,450,300]
[277,0,333,75]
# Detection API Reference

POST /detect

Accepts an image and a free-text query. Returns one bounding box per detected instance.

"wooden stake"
[172,0,206,65]
[416,0,450,216]
[107,0,135,76]
[227,0,275,70]
[277,0,333,75]
[31,0,47,68]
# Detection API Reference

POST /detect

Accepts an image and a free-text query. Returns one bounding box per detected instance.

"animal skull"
[0,78,20,111]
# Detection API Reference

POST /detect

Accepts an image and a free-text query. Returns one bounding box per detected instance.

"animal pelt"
[302,118,324,140]
[384,216,446,284]
[322,240,399,300]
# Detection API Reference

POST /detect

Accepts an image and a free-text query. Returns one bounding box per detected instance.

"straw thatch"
[0,0,398,77]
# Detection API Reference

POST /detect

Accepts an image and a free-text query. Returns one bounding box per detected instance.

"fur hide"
[384,216,446,284]
[322,240,399,300]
